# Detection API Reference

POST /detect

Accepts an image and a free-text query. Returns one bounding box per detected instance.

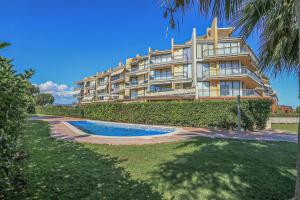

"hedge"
[36,99,272,130]
[35,105,83,118]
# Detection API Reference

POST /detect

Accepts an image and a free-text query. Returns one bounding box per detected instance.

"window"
[183,64,192,78]
[130,90,138,99]
[220,81,240,96]
[151,69,172,80]
[183,48,191,60]
[217,42,240,55]
[99,77,107,85]
[219,61,240,75]
[150,54,171,64]
[131,77,138,85]
[202,44,214,56]
[150,84,172,92]
[198,82,210,96]
[131,65,138,72]
[197,62,210,78]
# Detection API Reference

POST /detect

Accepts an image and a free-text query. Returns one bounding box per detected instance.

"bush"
[35,106,83,118]
[0,57,36,198]
[36,99,272,130]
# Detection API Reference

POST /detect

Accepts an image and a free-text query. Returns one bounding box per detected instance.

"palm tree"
[161,0,299,198]
[0,42,10,49]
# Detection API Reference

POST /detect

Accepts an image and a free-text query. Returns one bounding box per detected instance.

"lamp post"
[237,95,241,134]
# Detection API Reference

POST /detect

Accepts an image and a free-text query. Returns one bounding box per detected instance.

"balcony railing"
[130,66,148,73]
[150,75,173,81]
[147,88,195,96]
[85,84,96,89]
[202,67,263,85]
[111,76,125,82]
[150,54,191,67]
[203,46,245,57]
[173,72,191,80]
[198,89,259,97]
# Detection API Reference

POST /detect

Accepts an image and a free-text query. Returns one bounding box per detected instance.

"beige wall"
[137,88,145,96]
[174,48,183,57]
[173,64,183,74]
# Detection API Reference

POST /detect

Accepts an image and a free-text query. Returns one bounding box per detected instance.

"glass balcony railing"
[173,72,191,79]
[203,46,244,57]
[202,67,263,85]
[150,75,173,81]
[150,54,191,67]
[130,66,148,73]
[149,87,173,93]
[85,84,96,89]
[198,89,259,97]
[129,80,148,85]
[111,76,125,82]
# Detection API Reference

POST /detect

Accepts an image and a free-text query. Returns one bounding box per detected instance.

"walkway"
[32,116,298,145]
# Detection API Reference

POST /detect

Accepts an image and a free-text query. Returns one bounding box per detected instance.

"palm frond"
[0,42,11,49]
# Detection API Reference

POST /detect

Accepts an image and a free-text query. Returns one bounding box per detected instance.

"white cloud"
[34,81,76,104]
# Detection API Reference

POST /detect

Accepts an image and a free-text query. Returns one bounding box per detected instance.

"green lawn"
[16,120,297,200]
[272,123,298,133]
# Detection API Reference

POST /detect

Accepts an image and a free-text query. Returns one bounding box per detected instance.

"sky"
[0,0,298,107]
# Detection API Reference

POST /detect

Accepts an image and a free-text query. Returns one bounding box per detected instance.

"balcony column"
[171,38,174,58]
[95,75,99,101]
[240,80,243,96]
[212,17,218,55]
[147,47,152,92]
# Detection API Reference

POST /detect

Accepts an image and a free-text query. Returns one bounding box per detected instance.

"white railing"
[198,89,259,97]
[202,67,262,85]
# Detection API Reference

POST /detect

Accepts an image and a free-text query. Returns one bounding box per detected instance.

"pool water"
[67,121,175,137]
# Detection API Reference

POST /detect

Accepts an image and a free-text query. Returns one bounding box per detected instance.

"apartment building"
[74,18,277,105]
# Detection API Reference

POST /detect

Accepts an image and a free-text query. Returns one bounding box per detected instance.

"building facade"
[74,19,277,105]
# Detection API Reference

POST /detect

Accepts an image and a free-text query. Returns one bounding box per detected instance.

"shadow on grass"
[17,120,162,200]
[151,138,297,200]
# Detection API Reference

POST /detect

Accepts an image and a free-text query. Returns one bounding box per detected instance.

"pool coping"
[63,120,183,139]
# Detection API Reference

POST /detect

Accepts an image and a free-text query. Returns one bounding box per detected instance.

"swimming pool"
[67,121,176,137]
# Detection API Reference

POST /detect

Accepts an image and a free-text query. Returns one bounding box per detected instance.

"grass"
[16,120,297,200]
[272,123,298,133]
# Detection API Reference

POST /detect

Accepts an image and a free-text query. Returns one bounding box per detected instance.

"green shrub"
[0,56,36,198]
[35,106,83,118]
[36,99,272,130]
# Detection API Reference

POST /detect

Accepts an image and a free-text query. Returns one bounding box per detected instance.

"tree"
[297,106,300,114]
[35,93,54,106]
[0,42,36,198]
[161,0,300,198]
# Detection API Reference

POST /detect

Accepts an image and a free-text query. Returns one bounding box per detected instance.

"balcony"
[85,84,96,90]
[126,80,148,89]
[201,67,263,86]
[127,67,148,76]
[146,88,196,97]
[198,89,259,97]
[111,87,124,94]
[150,54,192,68]
[173,72,192,83]
[111,76,125,83]
[202,46,258,65]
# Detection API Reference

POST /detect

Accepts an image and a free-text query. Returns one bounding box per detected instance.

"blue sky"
[0,0,298,107]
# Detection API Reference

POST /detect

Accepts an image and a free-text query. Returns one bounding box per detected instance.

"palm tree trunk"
[295,1,300,199]
[295,0,300,200]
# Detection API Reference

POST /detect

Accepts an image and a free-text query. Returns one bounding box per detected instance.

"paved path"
[31,116,298,145]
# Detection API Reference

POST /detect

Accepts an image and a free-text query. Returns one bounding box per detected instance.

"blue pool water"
[67,121,175,137]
